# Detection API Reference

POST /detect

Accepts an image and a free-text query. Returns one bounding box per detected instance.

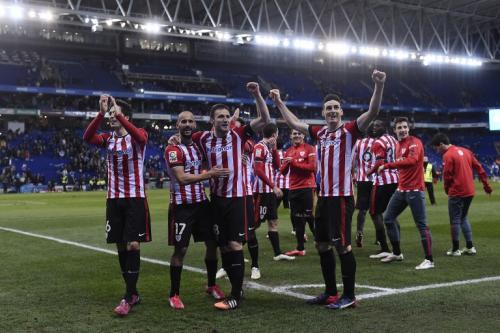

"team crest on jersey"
[175,234,182,242]
[299,151,306,157]
[362,151,372,162]
[169,151,178,163]
[401,148,406,154]
[255,148,262,157]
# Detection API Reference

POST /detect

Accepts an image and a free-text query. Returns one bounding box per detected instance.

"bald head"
[177,111,194,124]
[177,111,196,139]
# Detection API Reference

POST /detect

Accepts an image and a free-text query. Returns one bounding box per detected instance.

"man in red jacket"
[430,133,492,256]
[280,129,317,256]
[376,117,434,270]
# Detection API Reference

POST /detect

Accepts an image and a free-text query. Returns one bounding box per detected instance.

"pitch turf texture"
[2,183,500,333]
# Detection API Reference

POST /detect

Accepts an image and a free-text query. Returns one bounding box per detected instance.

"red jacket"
[442,145,492,197]
[280,143,316,190]
[384,135,424,191]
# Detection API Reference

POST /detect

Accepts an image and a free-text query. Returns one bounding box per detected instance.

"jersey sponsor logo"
[169,151,178,163]
[206,145,233,154]
[321,138,342,147]
[107,147,133,157]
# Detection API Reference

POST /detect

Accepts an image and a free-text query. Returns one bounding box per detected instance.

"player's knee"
[268,220,278,231]
[335,244,352,255]
[227,241,243,251]
[171,247,187,263]
[315,242,330,253]
[127,241,140,251]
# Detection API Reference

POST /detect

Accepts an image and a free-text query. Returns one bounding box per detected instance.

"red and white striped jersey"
[309,121,361,197]
[165,143,207,205]
[253,142,274,193]
[353,137,375,182]
[372,134,399,185]
[105,133,147,199]
[193,125,254,198]
[275,150,290,189]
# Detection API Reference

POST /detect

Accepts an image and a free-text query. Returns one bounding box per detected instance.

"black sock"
[247,237,259,268]
[426,255,434,262]
[466,241,473,249]
[118,250,128,283]
[125,250,140,299]
[306,217,315,235]
[391,241,401,256]
[452,240,460,252]
[268,231,281,256]
[226,251,244,300]
[295,218,306,251]
[339,251,356,299]
[205,259,217,287]
[291,214,297,232]
[169,265,182,297]
[376,229,390,252]
[319,249,338,296]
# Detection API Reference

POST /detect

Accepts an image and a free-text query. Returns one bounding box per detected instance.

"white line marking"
[279,284,395,292]
[2,226,500,302]
[356,276,500,300]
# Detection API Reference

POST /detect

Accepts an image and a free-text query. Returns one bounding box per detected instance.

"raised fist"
[246,82,260,96]
[269,89,282,103]
[372,70,386,84]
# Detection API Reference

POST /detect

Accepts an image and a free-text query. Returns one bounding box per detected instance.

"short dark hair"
[115,99,132,118]
[323,94,341,104]
[262,123,278,138]
[235,117,246,126]
[210,104,230,119]
[429,133,450,147]
[393,116,409,127]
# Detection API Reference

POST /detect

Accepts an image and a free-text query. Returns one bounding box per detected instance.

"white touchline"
[2,226,500,302]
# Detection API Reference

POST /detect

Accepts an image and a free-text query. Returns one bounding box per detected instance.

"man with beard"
[376,117,434,270]
[165,111,230,309]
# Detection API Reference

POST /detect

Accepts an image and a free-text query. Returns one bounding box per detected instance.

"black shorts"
[253,192,278,227]
[277,188,290,209]
[106,198,152,243]
[211,195,254,246]
[355,181,373,210]
[289,188,315,218]
[370,183,398,215]
[314,196,355,247]
[168,200,214,247]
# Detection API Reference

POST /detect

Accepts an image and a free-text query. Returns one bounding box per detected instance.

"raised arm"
[247,82,271,133]
[269,89,309,135]
[83,94,109,146]
[356,70,386,132]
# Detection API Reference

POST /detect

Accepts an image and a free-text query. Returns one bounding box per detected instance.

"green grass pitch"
[1,182,500,332]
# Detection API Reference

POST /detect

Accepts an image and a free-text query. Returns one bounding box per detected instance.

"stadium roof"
[5,0,500,61]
